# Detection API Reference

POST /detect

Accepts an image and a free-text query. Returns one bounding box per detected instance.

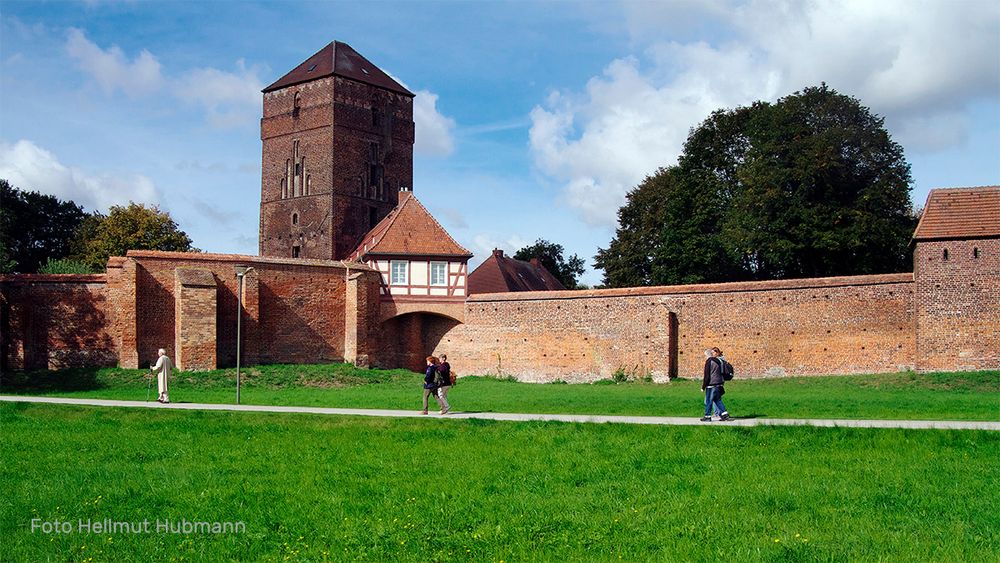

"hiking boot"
[700,416,712,422]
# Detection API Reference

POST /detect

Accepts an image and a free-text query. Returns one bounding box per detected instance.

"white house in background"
[349,188,472,300]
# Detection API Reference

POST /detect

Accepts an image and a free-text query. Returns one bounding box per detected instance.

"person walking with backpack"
[436,353,452,415]
[421,356,444,415]
[701,347,731,421]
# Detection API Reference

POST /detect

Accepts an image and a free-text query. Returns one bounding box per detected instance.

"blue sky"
[2,0,998,285]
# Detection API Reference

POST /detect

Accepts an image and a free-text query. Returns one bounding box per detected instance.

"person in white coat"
[152,348,173,403]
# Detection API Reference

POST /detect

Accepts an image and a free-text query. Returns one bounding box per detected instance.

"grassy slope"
[3,365,999,421]
[1,403,997,561]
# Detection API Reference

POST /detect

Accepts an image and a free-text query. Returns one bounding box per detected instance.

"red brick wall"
[5,240,998,380]
[174,269,217,371]
[126,251,373,368]
[260,75,414,261]
[105,257,138,368]
[435,273,915,382]
[0,275,117,370]
[914,239,1000,371]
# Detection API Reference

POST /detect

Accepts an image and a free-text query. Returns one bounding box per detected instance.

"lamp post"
[234,266,254,404]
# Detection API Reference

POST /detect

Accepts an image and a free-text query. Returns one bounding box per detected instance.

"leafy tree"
[0,179,89,273]
[73,203,196,270]
[38,258,95,274]
[0,241,14,273]
[514,239,586,289]
[596,85,916,286]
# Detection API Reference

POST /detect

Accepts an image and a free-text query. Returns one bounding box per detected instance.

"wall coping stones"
[469,272,914,302]
[125,250,375,271]
[175,268,217,288]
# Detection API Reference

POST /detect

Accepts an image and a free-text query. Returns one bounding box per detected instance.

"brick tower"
[259,41,415,260]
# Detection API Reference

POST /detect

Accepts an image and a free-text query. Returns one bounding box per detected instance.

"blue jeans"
[704,386,727,417]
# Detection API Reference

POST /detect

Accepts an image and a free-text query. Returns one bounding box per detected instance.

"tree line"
[0,179,195,274]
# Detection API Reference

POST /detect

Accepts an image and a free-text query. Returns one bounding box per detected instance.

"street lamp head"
[235,265,255,277]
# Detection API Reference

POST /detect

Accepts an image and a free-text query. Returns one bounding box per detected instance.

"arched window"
[292,92,301,118]
[292,213,298,226]
[973,247,980,259]
[943,248,949,261]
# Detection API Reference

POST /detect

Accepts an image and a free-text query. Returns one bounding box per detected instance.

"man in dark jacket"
[701,347,730,421]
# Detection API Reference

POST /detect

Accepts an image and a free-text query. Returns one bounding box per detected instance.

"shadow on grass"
[0,368,110,393]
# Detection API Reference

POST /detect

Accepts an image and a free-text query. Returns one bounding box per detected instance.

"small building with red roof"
[350,188,472,300]
[467,249,565,295]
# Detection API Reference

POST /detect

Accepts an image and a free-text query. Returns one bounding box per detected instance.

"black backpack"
[717,358,735,381]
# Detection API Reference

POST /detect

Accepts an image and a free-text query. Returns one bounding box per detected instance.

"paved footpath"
[2,395,998,430]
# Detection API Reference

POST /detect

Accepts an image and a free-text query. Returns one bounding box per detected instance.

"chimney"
[529,258,540,267]
[493,248,504,258]
[398,186,412,204]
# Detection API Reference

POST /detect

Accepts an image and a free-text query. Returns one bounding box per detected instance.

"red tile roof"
[263,41,414,97]
[913,186,1000,241]
[468,249,565,294]
[351,191,472,259]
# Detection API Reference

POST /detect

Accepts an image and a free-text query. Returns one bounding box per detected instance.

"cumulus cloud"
[174,59,265,129]
[531,0,1000,226]
[66,29,265,128]
[390,73,457,156]
[66,28,163,96]
[0,139,160,211]
[412,89,457,156]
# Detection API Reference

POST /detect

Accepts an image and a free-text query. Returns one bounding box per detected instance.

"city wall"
[437,273,915,381]
[3,243,998,379]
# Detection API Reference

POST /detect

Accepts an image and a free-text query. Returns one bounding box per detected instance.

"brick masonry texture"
[0,275,117,370]
[260,75,414,261]
[0,251,382,373]
[174,268,217,371]
[436,274,915,382]
[1,244,997,378]
[914,238,1000,371]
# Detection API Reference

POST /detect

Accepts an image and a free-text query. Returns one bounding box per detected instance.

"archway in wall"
[379,312,462,372]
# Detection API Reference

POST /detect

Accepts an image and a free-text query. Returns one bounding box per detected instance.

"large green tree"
[596,85,916,287]
[0,180,89,273]
[514,239,586,289]
[73,203,196,270]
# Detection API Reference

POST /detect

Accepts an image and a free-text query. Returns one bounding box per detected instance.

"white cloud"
[412,89,456,156]
[174,59,265,129]
[65,29,265,128]
[389,73,456,156]
[531,0,1000,226]
[66,28,163,97]
[0,139,160,211]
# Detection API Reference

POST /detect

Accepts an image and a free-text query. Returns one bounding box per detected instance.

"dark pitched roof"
[468,249,566,294]
[913,185,1000,241]
[263,41,414,97]
[351,191,472,259]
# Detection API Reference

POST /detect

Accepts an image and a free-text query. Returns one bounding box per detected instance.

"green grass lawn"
[1,403,997,561]
[3,364,999,421]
